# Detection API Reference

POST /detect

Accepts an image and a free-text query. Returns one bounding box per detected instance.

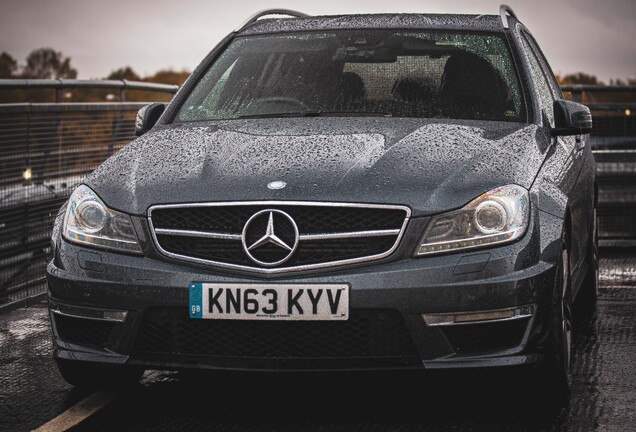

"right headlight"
[62,185,142,254]
[415,184,529,256]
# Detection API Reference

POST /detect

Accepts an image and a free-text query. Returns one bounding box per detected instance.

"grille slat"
[149,202,409,272]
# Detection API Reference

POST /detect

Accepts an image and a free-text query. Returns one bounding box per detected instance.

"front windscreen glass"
[175,30,524,122]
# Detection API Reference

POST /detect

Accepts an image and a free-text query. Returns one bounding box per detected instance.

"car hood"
[86,118,547,217]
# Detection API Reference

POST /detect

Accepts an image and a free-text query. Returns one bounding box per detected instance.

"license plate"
[189,283,349,321]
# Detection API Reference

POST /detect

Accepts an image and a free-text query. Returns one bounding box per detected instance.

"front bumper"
[46,208,563,372]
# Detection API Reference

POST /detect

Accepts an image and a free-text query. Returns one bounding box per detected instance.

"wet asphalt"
[1,250,635,432]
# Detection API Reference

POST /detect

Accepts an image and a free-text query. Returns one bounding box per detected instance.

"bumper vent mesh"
[53,314,115,346]
[133,307,420,368]
[440,319,529,354]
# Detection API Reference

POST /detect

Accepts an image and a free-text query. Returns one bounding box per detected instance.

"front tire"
[538,232,574,399]
[576,207,598,323]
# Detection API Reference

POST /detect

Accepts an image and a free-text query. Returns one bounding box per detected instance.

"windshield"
[176,30,524,122]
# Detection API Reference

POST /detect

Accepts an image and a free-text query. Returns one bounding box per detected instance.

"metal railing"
[0,81,634,306]
[0,80,178,307]
[0,78,179,103]
[562,85,636,246]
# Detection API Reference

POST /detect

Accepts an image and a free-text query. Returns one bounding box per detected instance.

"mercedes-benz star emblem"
[267,180,287,190]
[241,209,299,266]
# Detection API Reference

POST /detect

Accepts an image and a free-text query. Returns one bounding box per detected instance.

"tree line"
[1,48,78,79]
[1,47,634,104]
[0,48,189,103]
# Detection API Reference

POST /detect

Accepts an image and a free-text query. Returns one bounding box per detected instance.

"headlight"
[415,184,529,256]
[63,185,142,254]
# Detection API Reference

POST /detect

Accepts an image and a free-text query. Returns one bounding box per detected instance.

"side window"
[523,32,563,100]
[204,59,238,110]
[520,34,555,126]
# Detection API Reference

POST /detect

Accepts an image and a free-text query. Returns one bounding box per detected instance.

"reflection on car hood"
[86,118,547,217]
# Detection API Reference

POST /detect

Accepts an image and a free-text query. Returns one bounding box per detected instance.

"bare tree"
[21,48,78,79]
[0,52,18,78]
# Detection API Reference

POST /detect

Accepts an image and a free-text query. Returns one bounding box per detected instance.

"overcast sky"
[1,0,634,83]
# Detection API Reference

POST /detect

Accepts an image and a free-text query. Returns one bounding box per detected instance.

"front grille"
[440,319,529,355]
[53,314,115,346]
[157,234,398,267]
[134,307,419,367]
[151,205,406,233]
[149,202,410,272]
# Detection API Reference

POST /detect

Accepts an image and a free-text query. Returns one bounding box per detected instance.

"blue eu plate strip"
[189,282,203,319]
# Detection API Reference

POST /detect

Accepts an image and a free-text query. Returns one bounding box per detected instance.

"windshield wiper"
[239,111,392,119]
[304,111,392,117]
[239,112,310,119]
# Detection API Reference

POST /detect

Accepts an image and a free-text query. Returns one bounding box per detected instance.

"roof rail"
[236,9,309,32]
[499,4,517,29]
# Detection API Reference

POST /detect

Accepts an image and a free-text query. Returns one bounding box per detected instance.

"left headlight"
[415,184,529,256]
[63,185,142,254]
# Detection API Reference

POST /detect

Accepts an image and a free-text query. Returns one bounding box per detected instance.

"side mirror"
[135,103,166,136]
[551,100,593,136]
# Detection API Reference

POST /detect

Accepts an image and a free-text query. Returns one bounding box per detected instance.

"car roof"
[238,14,510,36]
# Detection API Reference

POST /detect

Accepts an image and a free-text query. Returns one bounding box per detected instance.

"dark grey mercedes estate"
[46,6,597,395]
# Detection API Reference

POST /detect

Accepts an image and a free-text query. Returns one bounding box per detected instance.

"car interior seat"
[438,51,512,120]
[336,72,367,110]
[392,77,435,116]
